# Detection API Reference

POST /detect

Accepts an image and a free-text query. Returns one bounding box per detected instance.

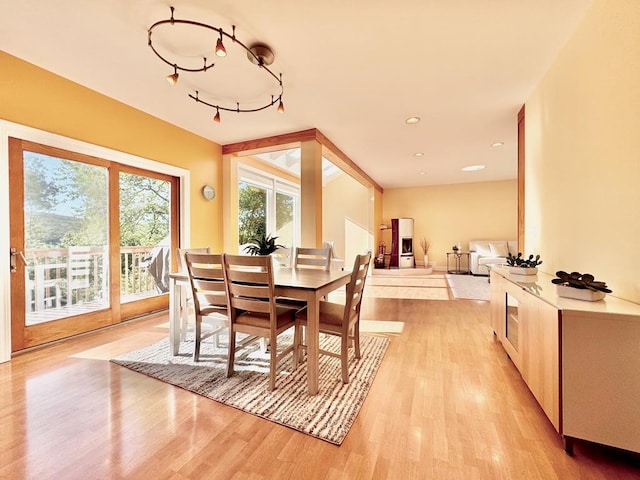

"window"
[238,166,299,250]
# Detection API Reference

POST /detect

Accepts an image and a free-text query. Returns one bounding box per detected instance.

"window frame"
[238,164,300,249]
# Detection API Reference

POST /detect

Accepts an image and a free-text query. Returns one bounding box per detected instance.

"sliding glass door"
[9,138,177,351]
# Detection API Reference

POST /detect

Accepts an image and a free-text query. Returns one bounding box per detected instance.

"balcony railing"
[24,246,166,322]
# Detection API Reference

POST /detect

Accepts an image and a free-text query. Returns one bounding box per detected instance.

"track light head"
[215,34,226,57]
[166,65,179,85]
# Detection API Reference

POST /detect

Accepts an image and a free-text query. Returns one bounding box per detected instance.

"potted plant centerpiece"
[244,232,285,268]
[506,252,542,276]
[551,270,612,301]
[420,237,431,269]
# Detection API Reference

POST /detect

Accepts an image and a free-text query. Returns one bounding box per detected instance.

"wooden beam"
[315,130,383,193]
[221,128,383,194]
[222,129,317,155]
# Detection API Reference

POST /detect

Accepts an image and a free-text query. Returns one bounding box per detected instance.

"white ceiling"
[1,0,594,189]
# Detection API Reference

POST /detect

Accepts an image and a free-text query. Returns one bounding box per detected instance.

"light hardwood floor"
[2,289,639,479]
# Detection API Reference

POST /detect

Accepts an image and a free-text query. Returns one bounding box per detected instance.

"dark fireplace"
[402,237,413,254]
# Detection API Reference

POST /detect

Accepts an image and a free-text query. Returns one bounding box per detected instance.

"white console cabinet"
[490,267,640,454]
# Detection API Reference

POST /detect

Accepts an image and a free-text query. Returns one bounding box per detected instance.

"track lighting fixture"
[147,6,285,123]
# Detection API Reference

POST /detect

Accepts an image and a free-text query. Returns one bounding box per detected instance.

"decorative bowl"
[556,284,606,302]
[508,266,538,276]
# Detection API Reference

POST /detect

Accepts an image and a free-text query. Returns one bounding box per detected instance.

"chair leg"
[354,321,361,360]
[193,319,202,362]
[269,333,277,391]
[227,330,236,377]
[341,334,350,384]
[180,294,190,342]
[292,324,300,369]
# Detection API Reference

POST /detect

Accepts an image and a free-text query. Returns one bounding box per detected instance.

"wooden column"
[517,105,525,253]
[222,153,239,253]
[300,140,323,247]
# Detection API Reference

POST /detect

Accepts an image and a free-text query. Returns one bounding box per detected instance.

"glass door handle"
[10,247,27,274]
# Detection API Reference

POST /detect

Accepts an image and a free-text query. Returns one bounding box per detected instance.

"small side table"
[447,251,470,274]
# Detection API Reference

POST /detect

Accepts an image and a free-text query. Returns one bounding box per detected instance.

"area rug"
[446,274,490,301]
[111,332,389,445]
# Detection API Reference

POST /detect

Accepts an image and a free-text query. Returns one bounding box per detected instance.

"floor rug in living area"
[446,274,491,301]
[111,333,389,445]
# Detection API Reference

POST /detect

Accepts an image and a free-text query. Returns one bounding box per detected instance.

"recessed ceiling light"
[491,142,504,147]
[414,152,424,157]
[405,117,421,125]
[462,165,486,172]
[419,171,426,175]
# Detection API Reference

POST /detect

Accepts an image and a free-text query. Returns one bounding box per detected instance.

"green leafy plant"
[551,271,612,293]
[243,232,284,256]
[506,252,542,268]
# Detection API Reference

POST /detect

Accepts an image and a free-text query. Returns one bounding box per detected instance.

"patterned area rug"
[446,274,491,301]
[111,333,389,445]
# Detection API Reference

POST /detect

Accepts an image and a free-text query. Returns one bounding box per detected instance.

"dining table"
[168,266,352,395]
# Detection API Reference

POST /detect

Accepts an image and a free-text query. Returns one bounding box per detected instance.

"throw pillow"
[489,242,509,257]
[475,243,492,256]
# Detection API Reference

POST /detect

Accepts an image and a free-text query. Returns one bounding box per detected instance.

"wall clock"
[202,184,216,200]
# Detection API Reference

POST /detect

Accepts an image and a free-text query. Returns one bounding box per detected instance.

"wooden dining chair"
[294,251,372,384]
[177,247,210,274]
[222,254,300,391]
[278,246,333,313]
[292,247,332,270]
[175,247,211,342]
[184,252,228,362]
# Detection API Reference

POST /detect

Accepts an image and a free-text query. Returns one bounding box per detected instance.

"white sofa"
[469,240,517,275]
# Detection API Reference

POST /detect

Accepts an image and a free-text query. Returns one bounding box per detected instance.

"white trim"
[238,163,300,191]
[0,120,190,363]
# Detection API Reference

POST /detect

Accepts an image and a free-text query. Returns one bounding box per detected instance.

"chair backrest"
[184,252,226,316]
[177,247,211,273]
[222,254,277,324]
[342,251,372,324]
[293,247,331,270]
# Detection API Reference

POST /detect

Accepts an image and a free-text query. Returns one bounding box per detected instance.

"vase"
[556,284,606,301]
[423,255,429,268]
[508,266,538,276]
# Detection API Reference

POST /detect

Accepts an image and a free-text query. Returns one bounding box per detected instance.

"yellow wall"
[0,51,223,251]
[383,180,517,268]
[323,172,371,265]
[524,0,640,302]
